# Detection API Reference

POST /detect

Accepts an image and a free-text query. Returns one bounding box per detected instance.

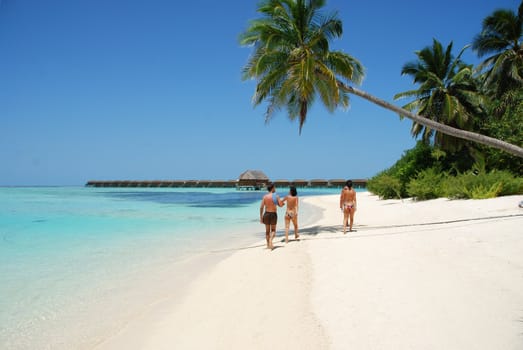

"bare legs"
[348,208,355,232]
[265,224,276,250]
[343,210,349,234]
[284,216,299,243]
[292,217,299,241]
[343,208,355,233]
[266,217,299,249]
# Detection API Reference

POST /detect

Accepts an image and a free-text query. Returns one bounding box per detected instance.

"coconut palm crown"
[394,40,484,152]
[239,0,523,158]
[239,0,364,134]
[472,1,523,95]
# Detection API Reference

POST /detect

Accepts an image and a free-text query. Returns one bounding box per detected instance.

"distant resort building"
[310,179,329,187]
[85,170,367,189]
[292,179,309,187]
[237,169,269,190]
[274,179,291,187]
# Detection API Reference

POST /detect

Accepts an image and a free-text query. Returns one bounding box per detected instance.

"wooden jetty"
[86,178,367,189]
[85,170,367,189]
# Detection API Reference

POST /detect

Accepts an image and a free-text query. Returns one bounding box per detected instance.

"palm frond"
[239,0,365,133]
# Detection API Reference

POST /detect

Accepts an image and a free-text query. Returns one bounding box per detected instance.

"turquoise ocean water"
[0,186,345,349]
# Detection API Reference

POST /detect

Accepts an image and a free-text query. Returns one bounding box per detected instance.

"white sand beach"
[97,192,523,350]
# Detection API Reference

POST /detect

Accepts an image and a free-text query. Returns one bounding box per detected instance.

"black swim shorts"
[263,212,277,225]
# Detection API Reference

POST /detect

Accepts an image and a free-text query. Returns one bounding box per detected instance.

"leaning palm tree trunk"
[338,82,523,158]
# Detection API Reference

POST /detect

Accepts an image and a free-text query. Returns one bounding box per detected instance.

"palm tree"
[240,0,523,158]
[239,0,364,134]
[472,1,523,96]
[393,39,484,152]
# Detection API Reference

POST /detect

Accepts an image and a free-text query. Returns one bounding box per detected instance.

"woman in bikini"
[339,180,357,233]
[282,186,299,243]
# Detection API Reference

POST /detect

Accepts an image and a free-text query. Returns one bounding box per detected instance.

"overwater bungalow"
[310,179,329,187]
[291,179,309,187]
[273,179,291,188]
[328,179,347,187]
[237,170,269,190]
[208,180,236,188]
[85,175,367,189]
[184,180,198,187]
[351,179,368,188]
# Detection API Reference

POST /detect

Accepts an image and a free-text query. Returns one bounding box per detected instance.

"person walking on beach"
[260,183,283,250]
[282,186,299,243]
[340,180,357,233]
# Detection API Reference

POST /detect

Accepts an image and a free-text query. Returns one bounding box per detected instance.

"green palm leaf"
[472,1,523,94]
[394,39,483,151]
[239,0,362,134]
[240,0,523,157]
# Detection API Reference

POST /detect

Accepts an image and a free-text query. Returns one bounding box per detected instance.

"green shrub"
[441,170,523,199]
[388,142,435,186]
[485,170,523,196]
[367,140,522,200]
[367,142,436,199]
[467,182,504,199]
[441,175,468,199]
[366,174,403,199]
[406,168,444,200]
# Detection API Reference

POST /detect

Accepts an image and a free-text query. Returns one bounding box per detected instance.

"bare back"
[262,193,278,213]
[285,195,298,210]
[340,187,356,206]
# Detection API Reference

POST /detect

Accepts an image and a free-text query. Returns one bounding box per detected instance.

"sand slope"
[98,192,523,350]
[308,192,523,350]
[140,239,328,350]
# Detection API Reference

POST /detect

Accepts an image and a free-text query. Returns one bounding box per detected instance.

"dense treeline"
[367,142,523,199]
[368,2,523,200]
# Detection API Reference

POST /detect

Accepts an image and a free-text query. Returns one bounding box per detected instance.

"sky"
[0,0,519,186]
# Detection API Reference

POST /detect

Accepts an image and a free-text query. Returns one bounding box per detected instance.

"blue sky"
[0,0,518,186]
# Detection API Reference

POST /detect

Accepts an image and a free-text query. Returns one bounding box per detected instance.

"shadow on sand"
[209,213,523,254]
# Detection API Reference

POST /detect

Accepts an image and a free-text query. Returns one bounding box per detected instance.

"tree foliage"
[472,1,523,96]
[394,40,485,152]
[239,0,363,134]
[240,0,523,159]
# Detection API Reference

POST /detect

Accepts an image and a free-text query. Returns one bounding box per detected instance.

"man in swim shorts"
[260,183,283,250]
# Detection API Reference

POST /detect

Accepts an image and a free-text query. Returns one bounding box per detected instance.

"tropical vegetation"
[238,0,364,134]
[240,0,523,158]
[393,40,483,154]
[368,1,523,199]
[366,142,523,200]
[240,0,523,199]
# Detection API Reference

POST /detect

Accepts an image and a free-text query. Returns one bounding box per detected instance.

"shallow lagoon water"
[0,186,348,349]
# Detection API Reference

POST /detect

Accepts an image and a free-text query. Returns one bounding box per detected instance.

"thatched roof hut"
[238,170,269,188]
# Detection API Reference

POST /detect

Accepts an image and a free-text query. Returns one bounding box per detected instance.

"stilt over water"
[85,178,368,189]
